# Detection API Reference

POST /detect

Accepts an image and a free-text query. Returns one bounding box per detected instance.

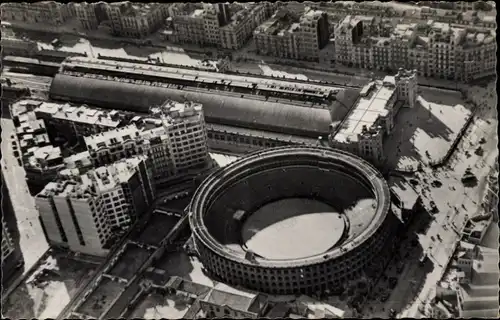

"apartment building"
[171,3,272,49]
[74,2,99,30]
[34,102,124,143]
[106,2,168,38]
[453,243,499,318]
[330,69,418,164]
[254,8,329,61]
[1,1,66,25]
[171,4,207,46]
[35,156,155,256]
[335,17,497,83]
[84,100,209,184]
[254,10,301,59]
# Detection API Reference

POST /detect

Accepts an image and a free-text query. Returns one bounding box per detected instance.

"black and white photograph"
[1,1,498,319]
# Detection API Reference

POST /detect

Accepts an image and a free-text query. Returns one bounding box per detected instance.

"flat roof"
[35,102,121,127]
[84,125,139,151]
[333,80,395,143]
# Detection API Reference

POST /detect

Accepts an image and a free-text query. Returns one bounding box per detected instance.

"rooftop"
[35,102,121,128]
[203,283,266,315]
[119,2,163,18]
[63,151,93,170]
[389,176,420,209]
[255,10,300,36]
[333,79,396,143]
[84,124,140,151]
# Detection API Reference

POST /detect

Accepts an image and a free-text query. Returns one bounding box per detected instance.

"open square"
[385,88,472,170]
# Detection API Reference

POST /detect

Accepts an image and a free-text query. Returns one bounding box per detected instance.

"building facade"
[85,100,209,184]
[254,8,329,61]
[0,33,39,57]
[35,156,155,256]
[1,1,66,25]
[34,102,124,143]
[330,69,418,164]
[335,17,497,83]
[171,3,272,49]
[74,2,99,30]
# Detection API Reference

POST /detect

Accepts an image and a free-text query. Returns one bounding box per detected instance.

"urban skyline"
[1,1,498,319]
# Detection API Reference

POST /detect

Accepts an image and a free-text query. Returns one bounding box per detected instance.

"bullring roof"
[49,74,354,138]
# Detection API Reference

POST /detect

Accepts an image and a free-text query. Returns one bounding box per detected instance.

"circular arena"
[189,146,392,295]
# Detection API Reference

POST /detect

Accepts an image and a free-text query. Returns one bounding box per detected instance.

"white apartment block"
[35,156,155,256]
[330,69,418,164]
[85,100,209,184]
[34,102,123,141]
[334,17,496,83]
[1,1,66,25]
[254,8,330,61]
[1,216,15,265]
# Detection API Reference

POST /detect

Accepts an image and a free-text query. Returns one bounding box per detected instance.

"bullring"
[188,146,392,295]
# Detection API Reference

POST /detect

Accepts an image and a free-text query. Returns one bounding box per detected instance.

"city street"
[1,118,50,297]
[399,88,498,319]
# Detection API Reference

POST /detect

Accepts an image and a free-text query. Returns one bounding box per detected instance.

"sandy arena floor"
[241,198,346,260]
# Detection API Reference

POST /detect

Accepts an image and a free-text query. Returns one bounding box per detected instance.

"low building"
[461,215,492,244]
[389,175,422,224]
[330,69,418,164]
[35,155,155,256]
[199,283,269,319]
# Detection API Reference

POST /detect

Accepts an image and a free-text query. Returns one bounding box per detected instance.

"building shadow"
[1,282,36,319]
[1,168,26,289]
[384,97,457,169]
